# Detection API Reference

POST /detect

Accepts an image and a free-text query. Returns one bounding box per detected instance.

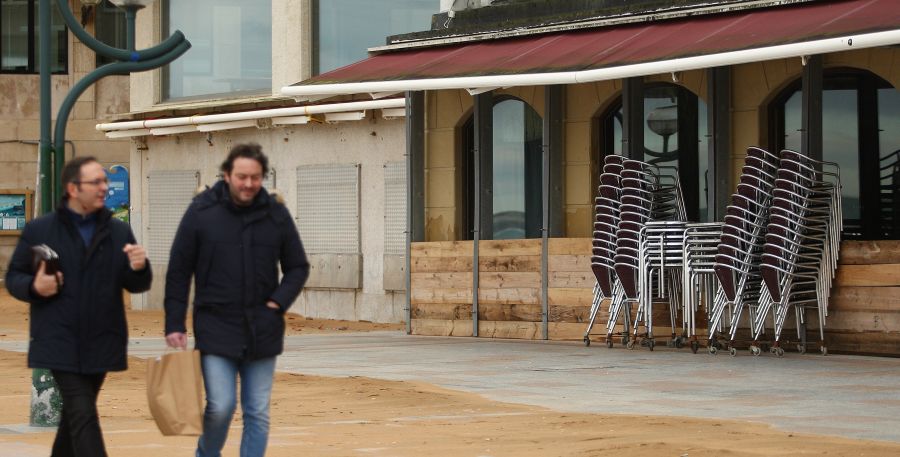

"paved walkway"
[3,331,900,443]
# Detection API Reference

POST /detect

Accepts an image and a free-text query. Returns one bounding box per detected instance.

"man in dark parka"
[164,143,309,457]
[6,156,152,457]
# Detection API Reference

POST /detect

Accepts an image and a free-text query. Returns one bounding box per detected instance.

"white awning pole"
[95,98,405,132]
[576,29,900,83]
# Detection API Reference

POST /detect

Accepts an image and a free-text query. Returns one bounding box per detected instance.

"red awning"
[284,0,900,99]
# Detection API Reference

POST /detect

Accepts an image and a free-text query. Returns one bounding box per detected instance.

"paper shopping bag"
[146,349,205,436]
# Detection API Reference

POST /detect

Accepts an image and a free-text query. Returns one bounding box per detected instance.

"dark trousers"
[50,370,108,457]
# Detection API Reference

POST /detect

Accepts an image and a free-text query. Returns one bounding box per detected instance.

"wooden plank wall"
[410,241,474,336]
[824,240,900,355]
[410,238,900,356]
[410,239,596,339]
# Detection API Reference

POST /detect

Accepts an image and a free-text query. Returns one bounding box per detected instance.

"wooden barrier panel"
[478,288,540,305]
[411,303,472,320]
[409,287,472,305]
[829,287,900,312]
[411,318,474,337]
[822,330,900,356]
[478,272,541,288]
[548,304,592,323]
[477,304,543,322]
[412,256,473,273]
[479,255,541,272]
[548,288,594,307]
[478,239,542,257]
[548,238,591,255]
[834,264,900,287]
[826,240,900,355]
[411,241,475,258]
[408,239,900,356]
[410,272,474,289]
[838,240,900,264]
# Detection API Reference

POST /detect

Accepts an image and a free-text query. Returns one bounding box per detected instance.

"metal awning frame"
[282,30,900,101]
[95,98,407,138]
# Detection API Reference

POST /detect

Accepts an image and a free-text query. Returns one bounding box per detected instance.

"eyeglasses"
[74,178,109,186]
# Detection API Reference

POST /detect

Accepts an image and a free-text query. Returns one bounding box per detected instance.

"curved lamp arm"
[51,40,192,202]
[56,0,186,62]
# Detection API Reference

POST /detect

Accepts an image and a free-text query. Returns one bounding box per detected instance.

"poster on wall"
[0,189,34,235]
[105,165,129,223]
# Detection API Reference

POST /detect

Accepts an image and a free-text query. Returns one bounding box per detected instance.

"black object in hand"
[31,244,59,275]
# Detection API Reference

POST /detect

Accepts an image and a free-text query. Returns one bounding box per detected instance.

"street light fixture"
[33,0,190,427]
[41,0,190,209]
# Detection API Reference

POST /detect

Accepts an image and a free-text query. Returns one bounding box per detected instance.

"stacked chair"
[585,155,629,347]
[681,222,725,353]
[751,150,842,355]
[585,147,842,357]
[584,157,687,350]
[708,147,780,354]
[634,219,687,350]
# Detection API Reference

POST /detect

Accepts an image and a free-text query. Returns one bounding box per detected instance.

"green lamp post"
[32,0,190,426]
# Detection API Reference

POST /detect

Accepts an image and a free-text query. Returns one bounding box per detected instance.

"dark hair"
[60,156,99,201]
[220,143,269,177]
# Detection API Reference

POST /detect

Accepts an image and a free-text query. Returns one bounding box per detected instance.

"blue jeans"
[196,354,277,457]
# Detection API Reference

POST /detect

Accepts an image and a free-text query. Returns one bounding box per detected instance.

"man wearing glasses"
[6,156,152,456]
[164,143,309,457]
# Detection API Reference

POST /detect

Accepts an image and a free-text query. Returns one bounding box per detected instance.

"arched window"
[769,70,900,239]
[600,83,709,221]
[462,97,543,240]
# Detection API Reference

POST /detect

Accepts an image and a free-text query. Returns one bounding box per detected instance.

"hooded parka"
[164,181,309,361]
[5,206,153,373]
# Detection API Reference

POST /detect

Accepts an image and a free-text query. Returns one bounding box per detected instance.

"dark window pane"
[1,0,29,71]
[462,97,544,240]
[165,0,271,99]
[822,88,860,221]
[602,83,707,221]
[492,100,528,240]
[33,0,66,73]
[610,111,623,156]
[316,0,433,75]
[491,99,543,239]
[697,100,709,222]
[878,87,900,238]
[2,0,66,73]
[773,71,899,239]
[96,0,126,66]
[782,92,802,151]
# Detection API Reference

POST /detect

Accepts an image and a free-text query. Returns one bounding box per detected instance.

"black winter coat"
[5,206,153,373]
[164,181,309,361]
